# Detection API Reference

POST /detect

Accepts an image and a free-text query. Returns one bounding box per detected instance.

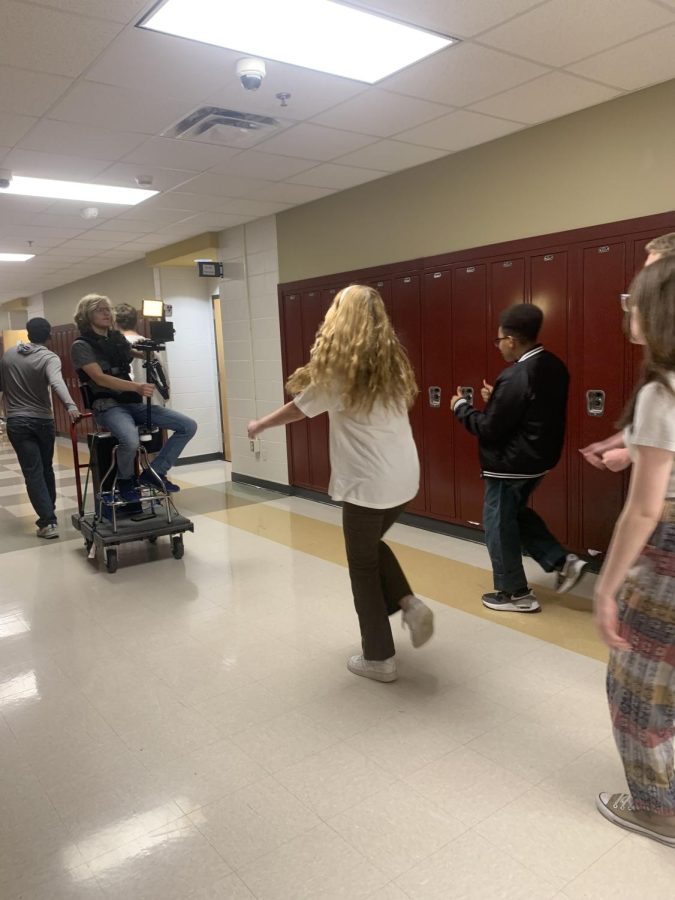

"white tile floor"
[0,456,672,898]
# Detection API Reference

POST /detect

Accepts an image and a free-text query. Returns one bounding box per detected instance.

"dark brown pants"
[342,502,412,661]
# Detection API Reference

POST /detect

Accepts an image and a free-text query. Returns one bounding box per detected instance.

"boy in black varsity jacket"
[451,304,587,613]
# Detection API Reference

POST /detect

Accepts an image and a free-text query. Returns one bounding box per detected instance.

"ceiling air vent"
[164,106,280,140]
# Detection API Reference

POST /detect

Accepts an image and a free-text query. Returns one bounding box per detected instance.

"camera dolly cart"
[70,412,193,575]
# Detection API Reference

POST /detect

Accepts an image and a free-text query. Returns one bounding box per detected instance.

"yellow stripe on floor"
[208,503,607,663]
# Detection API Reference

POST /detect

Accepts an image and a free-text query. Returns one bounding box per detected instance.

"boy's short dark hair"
[500,303,543,343]
[114,303,138,330]
[27,317,51,343]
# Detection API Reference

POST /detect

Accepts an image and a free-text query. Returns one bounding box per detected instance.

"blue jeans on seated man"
[483,476,567,595]
[6,416,57,527]
[95,403,197,480]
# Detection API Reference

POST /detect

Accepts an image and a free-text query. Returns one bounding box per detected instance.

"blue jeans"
[7,416,57,527]
[483,476,567,595]
[95,404,197,479]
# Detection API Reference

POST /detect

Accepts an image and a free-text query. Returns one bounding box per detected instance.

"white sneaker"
[36,524,59,539]
[347,655,397,683]
[401,596,434,648]
[556,554,589,594]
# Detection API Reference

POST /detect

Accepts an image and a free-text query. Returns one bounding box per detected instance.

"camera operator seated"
[70,293,197,502]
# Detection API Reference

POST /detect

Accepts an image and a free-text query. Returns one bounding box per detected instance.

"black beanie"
[27,317,51,343]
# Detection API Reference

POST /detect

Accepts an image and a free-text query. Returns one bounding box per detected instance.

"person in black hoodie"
[451,304,587,613]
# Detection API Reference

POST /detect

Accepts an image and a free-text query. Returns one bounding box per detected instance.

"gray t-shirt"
[624,375,675,497]
[70,335,137,411]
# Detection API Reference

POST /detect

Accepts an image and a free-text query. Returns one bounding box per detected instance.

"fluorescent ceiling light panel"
[0,253,35,262]
[2,176,157,206]
[139,0,455,83]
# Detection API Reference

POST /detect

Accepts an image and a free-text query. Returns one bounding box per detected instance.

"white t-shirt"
[294,384,420,509]
[623,375,675,497]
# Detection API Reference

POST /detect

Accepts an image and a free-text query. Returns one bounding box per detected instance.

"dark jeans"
[342,502,412,661]
[483,476,567,595]
[7,416,57,527]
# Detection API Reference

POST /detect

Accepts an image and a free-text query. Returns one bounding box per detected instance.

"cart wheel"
[148,535,158,544]
[105,548,118,573]
[171,536,184,559]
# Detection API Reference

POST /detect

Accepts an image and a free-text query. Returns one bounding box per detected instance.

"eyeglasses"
[493,336,509,347]
[620,293,631,312]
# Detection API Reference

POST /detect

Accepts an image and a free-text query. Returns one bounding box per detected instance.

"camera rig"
[135,319,175,441]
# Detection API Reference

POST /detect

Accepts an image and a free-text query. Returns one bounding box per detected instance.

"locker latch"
[586,390,606,417]
[428,386,441,408]
[459,386,474,404]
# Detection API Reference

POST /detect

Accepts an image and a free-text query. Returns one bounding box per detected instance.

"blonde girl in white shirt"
[248,284,433,683]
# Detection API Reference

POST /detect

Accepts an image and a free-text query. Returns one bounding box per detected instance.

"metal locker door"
[282,291,312,489]
[301,289,332,492]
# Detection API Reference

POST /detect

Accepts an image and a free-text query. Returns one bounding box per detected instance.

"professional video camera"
[134,319,175,401]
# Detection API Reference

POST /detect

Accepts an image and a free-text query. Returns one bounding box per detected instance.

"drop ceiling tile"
[0,196,56,215]
[479,0,675,66]
[470,71,622,124]
[17,119,145,159]
[140,192,231,212]
[157,212,252,233]
[0,112,39,146]
[382,42,547,107]
[210,198,292,217]
[208,151,318,181]
[177,173,272,198]
[395,109,523,151]
[92,163,194,192]
[568,23,675,90]
[289,163,388,189]
[310,90,452,137]
[0,1,122,77]
[249,182,335,204]
[32,1,150,24]
[355,0,548,37]
[0,146,10,164]
[85,28,241,102]
[122,137,240,172]
[94,217,156,233]
[114,206,193,225]
[335,140,448,172]
[28,213,103,231]
[73,229,147,243]
[254,124,378,161]
[2,147,112,180]
[47,81,192,135]
[0,66,72,117]
[200,60,367,120]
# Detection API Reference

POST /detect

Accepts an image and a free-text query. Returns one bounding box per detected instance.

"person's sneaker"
[596,793,675,847]
[139,470,180,493]
[36,523,59,539]
[556,553,589,594]
[401,596,434,648]
[117,478,140,503]
[347,655,397,683]
[482,589,540,613]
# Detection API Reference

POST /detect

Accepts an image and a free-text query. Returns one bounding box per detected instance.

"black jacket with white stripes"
[453,345,569,479]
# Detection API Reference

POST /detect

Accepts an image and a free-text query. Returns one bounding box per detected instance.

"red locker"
[579,242,628,554]
[452,264,487,526]
[368,277,393,319]
[281,291,311,489]
[391,274,426,514]
[422,270,455,519]
[301,289,332,492]
[530,251,571,545]
[487,258,527,384]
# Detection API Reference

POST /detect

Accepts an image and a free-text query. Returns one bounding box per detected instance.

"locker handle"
[598,246,610,253]
[502,261,513,268]
[466,266,476,273]
[428,386,441,408]
[586,389,606,416]
[459,386,474,404]
[544,254,554,261]
[433,272,442,278]
[403,276,412,283]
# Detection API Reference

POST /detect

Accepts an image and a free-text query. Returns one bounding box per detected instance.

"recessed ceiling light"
[0,253,35,262]
[1,176,158,205]
[138,0,456,83]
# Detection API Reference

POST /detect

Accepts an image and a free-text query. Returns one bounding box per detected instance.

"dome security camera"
[0,169,12,189]
[236,57,266,91]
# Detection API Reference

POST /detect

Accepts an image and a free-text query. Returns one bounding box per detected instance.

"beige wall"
[277,78,675,283]
[42,258,154,327]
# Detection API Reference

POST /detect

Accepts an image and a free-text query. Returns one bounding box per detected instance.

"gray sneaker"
[596,793,675,847]
[37,524,59,540]
[482,589,540,613]
[556,554,589,594]
[401,596,434,648]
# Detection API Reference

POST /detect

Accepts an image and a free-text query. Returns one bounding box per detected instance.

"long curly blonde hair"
[286,284,418,414]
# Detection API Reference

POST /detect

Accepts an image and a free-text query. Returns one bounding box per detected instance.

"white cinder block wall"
[218,216,289,485]
[155,266,222,460]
